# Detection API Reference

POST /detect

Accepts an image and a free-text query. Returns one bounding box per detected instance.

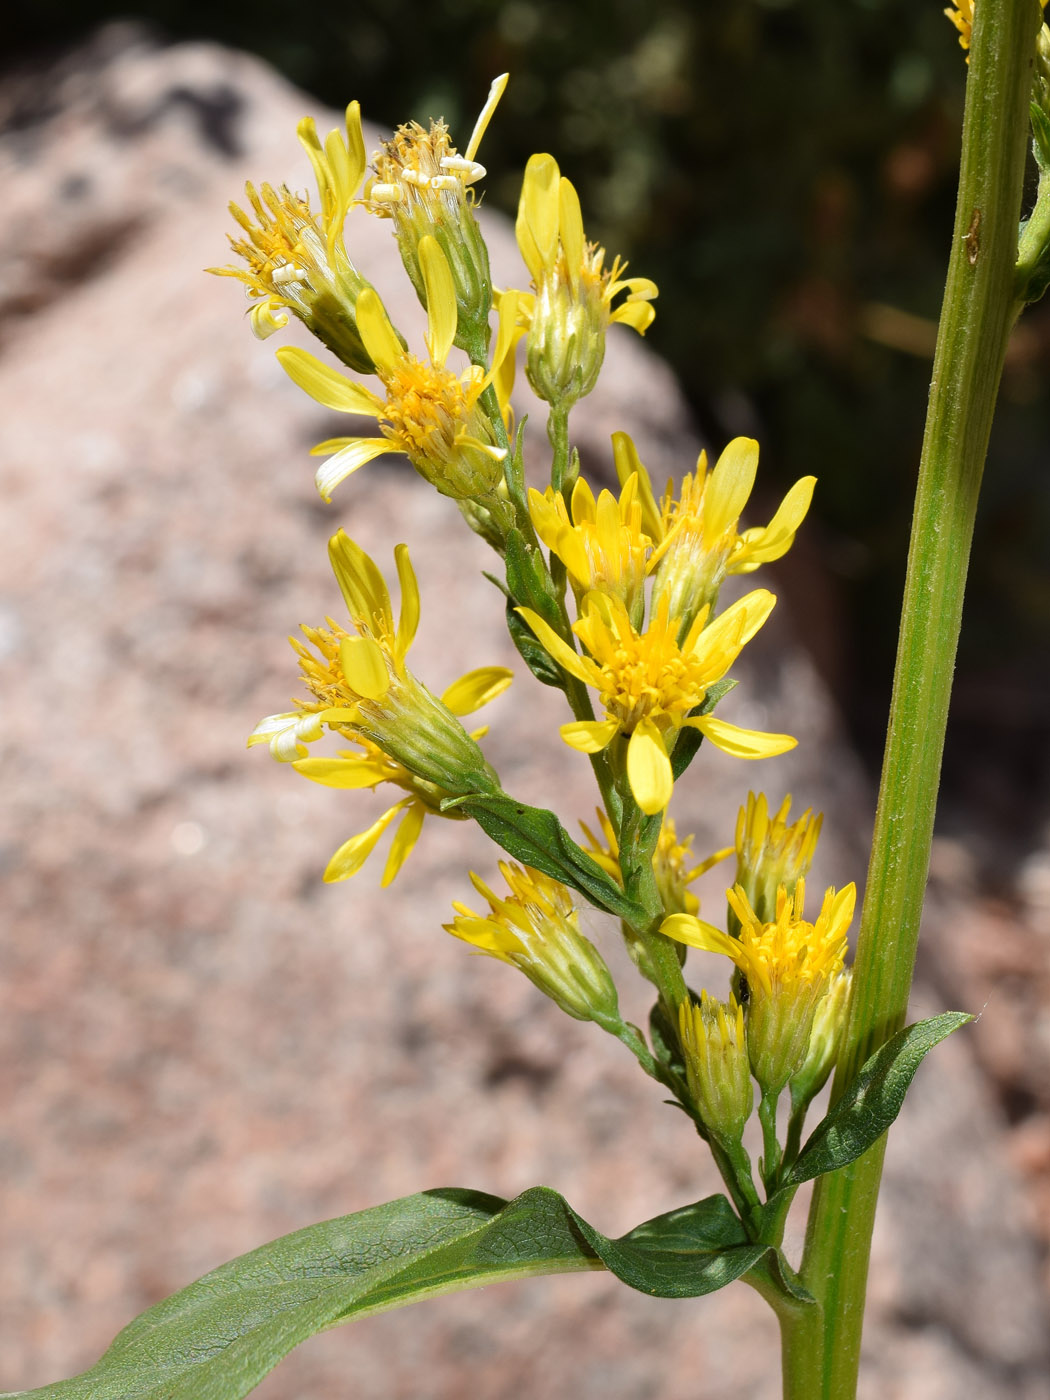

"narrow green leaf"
[451,791,647,922]
[579,1195,765,1298]
[502,528,570,687]
[11,1188,601,1400]
[786,1010,971,1189]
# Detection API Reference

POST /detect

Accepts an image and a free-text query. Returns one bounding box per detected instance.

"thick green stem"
[794,3,1039,1395]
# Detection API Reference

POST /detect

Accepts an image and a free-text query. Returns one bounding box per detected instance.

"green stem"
[795,3,1039,1395]
[548,405,572,496]
[758,1091,782,1196]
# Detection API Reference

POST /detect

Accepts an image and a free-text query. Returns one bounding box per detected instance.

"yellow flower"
[527,472,652,619]
[514,153,658,409]
[662,879,855,1095]
[367,75,508,341]
[518,588,796,816]
[613,431,816,633]
[276,238,518,544]
[446,862,621,1027]
[210,105,374,371]
[678,992,754,1145]
[249,531,509,801]
[579,808,731,916]
[735,791,822,926]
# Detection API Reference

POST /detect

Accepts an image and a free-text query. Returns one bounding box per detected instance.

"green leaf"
[503,528,569,687]
[579,1194,765,1298]
[12,1188,601,1400]
[15,1185,775,1399]
[785,1010,971,1189]
[450,790,647,923]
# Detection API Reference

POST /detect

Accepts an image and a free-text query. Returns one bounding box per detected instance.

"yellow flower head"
[579,808,731,917]
[514,153,658,409]
[210,105,374,372]
[662,879,855,1095]
[678,992,754,1145]
[613,432,816,634]
[367,75,508,339]
[249,531,509,800]
[735,791,823,926]
[519,588,796,816]
[275,239,519,544]
[446,861,620,1027]
[527,473,653,619]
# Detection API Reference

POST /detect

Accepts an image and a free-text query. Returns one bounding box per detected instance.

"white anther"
[370,183,403,203]
[442,156,486,184]
[401,168,428,186]
[431,175,461,191]
[272,263,306,285]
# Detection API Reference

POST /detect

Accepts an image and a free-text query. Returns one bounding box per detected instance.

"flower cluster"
[225,78,855,1217]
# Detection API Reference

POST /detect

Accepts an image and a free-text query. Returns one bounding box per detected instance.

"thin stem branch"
[794,3,1040,1394]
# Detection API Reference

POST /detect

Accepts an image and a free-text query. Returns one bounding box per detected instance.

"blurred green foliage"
[9,0,1050,820]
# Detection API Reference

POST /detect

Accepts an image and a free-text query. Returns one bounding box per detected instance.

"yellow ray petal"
[314,438,397,502]
[560,719,619,754]
[611,432,663,541]
[292,757,387,789]
[324,801,411,882]
[345,102,366,190]
[340,636,390,701]
[419,236,458,367]
[705,437,759,539]
[516,607,596,687]
[516,154,560,281]
[626,719,673,815]
[393,543,420,657]
[569,475,597,525]
[276,347,383,415]
[382,802,426,886]
[485,289,522,407]
[661,913,740,958]
[610,300,656,334]
[685,714,797,760]
[732,476,817,570]
[441,666,514,716]
[329,533,393,628]
[356,288,405,374]
[558,177,585,293]
[687,588,776,669]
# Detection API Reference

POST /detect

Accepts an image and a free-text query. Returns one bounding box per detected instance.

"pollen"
[585,597,705,733]
[379,356,480,462]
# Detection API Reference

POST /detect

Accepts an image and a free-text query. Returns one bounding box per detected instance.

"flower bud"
[789,968,852,1112]
[446,863,621,1028]
[678,992,754,1145]
[734,791,822,928]
[514,154,657,413]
